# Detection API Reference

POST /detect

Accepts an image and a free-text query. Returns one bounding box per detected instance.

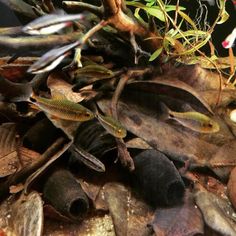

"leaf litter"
[0,0,236,235]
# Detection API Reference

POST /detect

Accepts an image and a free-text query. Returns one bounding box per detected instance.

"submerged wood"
[0,32,82,52]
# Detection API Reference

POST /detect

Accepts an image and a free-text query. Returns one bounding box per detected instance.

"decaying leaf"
[0,57,38,81]
[227,167,236,209]
[195,187,236,236]
[176,56,236,69]
[126,78,213,113]
[4,192,44,236]
[11,192,43,236]
[205,140,236,180]
[151,191,204,236]
[97,182,154,236]
[47,72,85,103]
[200,89,236,108]
[162,64,232,92]
[98,99,217,165]
[104,183,128,236]
[0,123,21,177]
[126,137,152,150]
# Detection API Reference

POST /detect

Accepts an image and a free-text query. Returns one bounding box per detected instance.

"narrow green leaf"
[178,10,198,30]
[149,47,163,61]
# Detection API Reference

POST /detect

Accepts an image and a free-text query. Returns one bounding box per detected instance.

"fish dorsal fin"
[51,90,66,100]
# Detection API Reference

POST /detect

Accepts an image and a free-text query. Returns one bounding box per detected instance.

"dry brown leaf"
[162,64,232,91]
[0,123,21,177]
[47,72,85,103]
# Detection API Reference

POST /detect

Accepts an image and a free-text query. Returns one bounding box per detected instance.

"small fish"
[70,144,105,172]
[74,64,114,79]
[22,12,84,35]
[95,113,127,138]
[29,93,94,121]
[28,41,80,74]
[222,27,236,49]
[159,102,220,133]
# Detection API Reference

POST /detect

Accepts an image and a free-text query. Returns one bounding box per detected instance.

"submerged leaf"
[151,191,204,236]
[206,140,236,180]
[104,183,128,236]
[0,123,21,177]
[47,72,84,103]
[195,187,236,236]
[126,79,213,113]
[98,99,217,165]
[10,192,43,236]
[227,167,236,209]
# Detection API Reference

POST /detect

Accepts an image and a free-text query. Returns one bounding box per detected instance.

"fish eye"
[117,129,122,134]
[207,123,213,128]
[85,112,91,117]
[29,97,36,103]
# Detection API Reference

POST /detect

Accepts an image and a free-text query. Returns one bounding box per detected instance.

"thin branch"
[63,1,104,17]
[0,27,22,36]
[0,32,83,52]
[111,73,134,171]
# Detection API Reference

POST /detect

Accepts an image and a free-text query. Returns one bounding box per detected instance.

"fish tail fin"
[156,102,171,120]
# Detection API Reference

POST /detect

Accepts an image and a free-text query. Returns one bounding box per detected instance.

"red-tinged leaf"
[151,191,204,236]
[0,57,38,82]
